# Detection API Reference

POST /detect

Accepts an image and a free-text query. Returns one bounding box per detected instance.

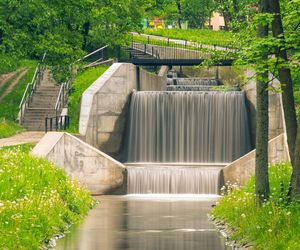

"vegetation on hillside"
[67,66,109,132]
[0,119,24,139]
[142,28,236,47]
[0,145,95,249]
[211,163,300,249]
[0,60,37,120]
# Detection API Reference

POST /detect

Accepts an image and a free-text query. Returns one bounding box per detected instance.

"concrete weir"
[32,132,125,195]
[31,63,290,195]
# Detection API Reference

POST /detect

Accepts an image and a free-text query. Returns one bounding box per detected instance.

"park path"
[0,70,19,88]
[0,69,28,101]
[0,131,45,148]
[131,32,233,52]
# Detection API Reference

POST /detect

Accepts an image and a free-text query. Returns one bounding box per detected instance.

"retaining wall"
[32,132,125,195]
[79,63,166,156]
[222,133,290,186]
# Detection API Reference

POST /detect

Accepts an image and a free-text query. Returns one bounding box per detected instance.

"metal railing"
[45,115,70,133]
[78,45,111,68]
[55,80,71,118]
[18,52,47,123]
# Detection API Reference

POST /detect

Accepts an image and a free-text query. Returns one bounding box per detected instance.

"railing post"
[55,116,58,131]
[45,118,48,133]
[60,116,63,130]
[148,36,150,44]
[64,116,67,130]
[167,38,170,46]
[50,118,53,131]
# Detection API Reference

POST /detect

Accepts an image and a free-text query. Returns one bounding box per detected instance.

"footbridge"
[117,34,236,66]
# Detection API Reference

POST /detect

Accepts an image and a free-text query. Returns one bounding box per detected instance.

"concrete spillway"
[126,91,251,163]
[126,164,226,195]
[125,88,251,195]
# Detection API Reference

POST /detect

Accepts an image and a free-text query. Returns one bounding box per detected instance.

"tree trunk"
[269,0,297,165]
[291,121,300,199]
[82,22,90,50]
[176,0,182,29]
[255,0,270,203]
[269,0,300,199]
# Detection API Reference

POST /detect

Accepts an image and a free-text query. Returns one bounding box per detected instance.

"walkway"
[0,131,45,147]
[131,32,234,52]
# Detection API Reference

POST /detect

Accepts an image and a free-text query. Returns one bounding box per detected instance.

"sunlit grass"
[67,65,109,133]
[0,118,24,139]
[211,162,300,249]
[0,147,95,249]
[142,28,236,48]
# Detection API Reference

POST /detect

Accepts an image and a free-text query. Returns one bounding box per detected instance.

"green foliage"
[0,147,95,249]
[212,162,300,249]
[67,65,109,133]
[0,61,37,121]
[143,28,236,47]
[0,118,24,139]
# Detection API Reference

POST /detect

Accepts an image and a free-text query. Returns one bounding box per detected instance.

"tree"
[269,0,300,200]
[255,0,270,203]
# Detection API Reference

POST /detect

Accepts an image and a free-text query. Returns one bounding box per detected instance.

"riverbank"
[0,145,95,249]
[211,162,300,249]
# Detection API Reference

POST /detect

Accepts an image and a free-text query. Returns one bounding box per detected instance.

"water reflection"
[56,195,229,250]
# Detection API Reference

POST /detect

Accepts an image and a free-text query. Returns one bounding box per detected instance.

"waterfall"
[126,91,251,163]
[127,165,224,194]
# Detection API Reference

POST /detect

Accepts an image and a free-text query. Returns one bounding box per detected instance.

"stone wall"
[32,132,126,195]
[222,133,290,186]
[243,69,285,143]
[79,63,167,157]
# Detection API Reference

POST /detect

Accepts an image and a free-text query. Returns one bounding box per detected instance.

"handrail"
[78,45,109,62]
[18,52,47,123]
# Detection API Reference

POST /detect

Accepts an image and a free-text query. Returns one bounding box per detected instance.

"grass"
[67,65,109,133]
[0,145,95,249]
[0,60,37,121]
[211,162,300,250]
[142,28,236,48]
[0,118,24,139]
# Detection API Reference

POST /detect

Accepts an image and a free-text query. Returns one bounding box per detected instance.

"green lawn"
[0,145,95,249]
[0,60,37,121]
[0,118,24,139]
[142,28,236,48]
[211,162,300,250]
[67,65,109,133]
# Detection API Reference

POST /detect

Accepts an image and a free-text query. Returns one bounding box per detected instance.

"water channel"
[56,195,230,250]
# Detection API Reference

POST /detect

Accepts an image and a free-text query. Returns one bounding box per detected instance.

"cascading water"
[126,80,251,195]
[126,91,251,163]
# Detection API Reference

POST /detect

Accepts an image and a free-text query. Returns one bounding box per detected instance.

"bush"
[211,162,300,250]
[0,146,95,249]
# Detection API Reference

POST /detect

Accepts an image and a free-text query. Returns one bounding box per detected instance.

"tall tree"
[255,0,270,203]
[269,0,300,199]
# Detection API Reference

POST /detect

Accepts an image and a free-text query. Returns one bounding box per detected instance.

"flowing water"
[126,91,251,163]
[126,164,226,194]
[56,196,230,250]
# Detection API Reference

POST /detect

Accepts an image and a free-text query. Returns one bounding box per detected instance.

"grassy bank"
[0,60,37,121]
[211,162,300,249]
[0,145,95,249]
[67,65,109,133]
[0,118,24,139]
[142,28,236,48]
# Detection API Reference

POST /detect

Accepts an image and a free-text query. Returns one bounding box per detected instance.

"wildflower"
[269,211,272,215]
[241,213,246,218]
[268,229,272,233]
